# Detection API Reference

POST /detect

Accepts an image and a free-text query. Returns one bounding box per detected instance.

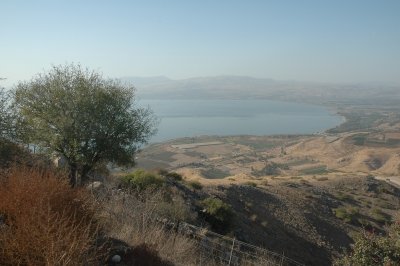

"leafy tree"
[0,83,13,139]
[14,64,157,186]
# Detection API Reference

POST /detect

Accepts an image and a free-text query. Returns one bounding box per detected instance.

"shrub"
[188,181,203,190]
[155,196,195,222]
[121,169,165,191]
[201,197,234,232]
[335,218,400,265]
[334,207,359,224]
[165,172,183,181]
[0,139,32,168]
[0,166,100,265]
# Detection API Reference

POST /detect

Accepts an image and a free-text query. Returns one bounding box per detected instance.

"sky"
[1,0,400,88]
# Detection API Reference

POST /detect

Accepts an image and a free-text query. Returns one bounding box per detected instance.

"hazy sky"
[1,0,399,87]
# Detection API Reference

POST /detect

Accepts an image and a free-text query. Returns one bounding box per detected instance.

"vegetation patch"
[252,162,289,176]
[335,192,355,202]
[370,208,391,224]
[201,168,230,179]
[146,151,176,162]
[352,134,367,146]
[0,166,100,265]
[300,165,328,175]
[120,169,165,191]
[200,197,234,232]
[188,181,203,190]
[333,207,359,224]
[165,172,183,181]
[335,219,400,265]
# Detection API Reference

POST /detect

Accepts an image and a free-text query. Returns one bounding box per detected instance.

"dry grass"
[0,166,100,265]
[100,187,215,265]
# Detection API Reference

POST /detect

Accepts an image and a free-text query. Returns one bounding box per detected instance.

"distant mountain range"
[120,76,400,107]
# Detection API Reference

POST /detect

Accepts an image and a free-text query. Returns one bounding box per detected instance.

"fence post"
[228,237,235,265]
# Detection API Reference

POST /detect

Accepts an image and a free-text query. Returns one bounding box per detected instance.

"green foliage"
[201,197,234,232]
[121,169,165,191]
[0,88,16,140]
[165,172,183,181]
[335,218,400,265]
[334,207,359,224]
[13,64,157,186]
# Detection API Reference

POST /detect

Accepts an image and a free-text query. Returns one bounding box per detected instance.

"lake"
[139,99,343,142]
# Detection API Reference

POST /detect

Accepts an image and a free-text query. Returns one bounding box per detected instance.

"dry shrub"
[101,188,206,265]
[0,166,100,265]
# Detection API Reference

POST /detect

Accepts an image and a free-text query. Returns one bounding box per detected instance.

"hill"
[122,76,400,107]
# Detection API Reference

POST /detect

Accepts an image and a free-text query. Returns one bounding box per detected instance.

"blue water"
[139,99,342,142]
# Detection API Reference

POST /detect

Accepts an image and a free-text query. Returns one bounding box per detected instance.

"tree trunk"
[69,163,79,187]
[80,165,92,186]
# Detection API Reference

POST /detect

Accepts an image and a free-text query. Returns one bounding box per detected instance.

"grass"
[300,165,328,175]
[370,208,391,224]
[333,207,359,224]
[100,187,203,265]
[376,200,396,210]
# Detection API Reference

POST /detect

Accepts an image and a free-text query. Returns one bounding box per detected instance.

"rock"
[111,255,121,263]
[86,181,104,191]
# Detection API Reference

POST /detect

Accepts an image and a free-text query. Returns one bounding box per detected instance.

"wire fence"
[102,188,305,266]
[163,220,305,266]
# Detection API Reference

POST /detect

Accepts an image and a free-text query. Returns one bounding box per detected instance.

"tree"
[14,64,157,186]
[0,81,13,139]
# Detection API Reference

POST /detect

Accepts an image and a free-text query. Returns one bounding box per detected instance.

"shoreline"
[145,99,346,144]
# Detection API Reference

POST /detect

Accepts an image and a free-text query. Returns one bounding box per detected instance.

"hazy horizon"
[1,0,400,88]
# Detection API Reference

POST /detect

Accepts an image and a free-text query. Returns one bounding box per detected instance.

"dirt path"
[375,175,400,188]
